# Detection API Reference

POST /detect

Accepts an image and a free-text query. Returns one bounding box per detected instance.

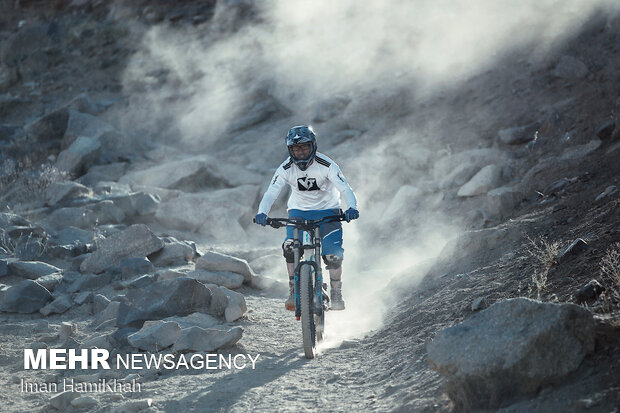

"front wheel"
[299,264,316,359]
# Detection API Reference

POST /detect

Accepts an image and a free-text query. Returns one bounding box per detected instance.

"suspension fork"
[313,226,324,314]
[293,227,301,319]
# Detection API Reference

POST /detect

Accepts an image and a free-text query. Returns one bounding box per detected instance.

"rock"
[172,326,243,352]
[0,213,30,228]
[51,226,95,246]
[209,286,247,322]
[427,298,595,411]
[471,297,486,311]
[112,327,139,347]
[596,119,615,140]
[35,272,64,292]
[23,107,69,147]
[557,238,589,263]
[92,294,111,314]
[73,291,93,305]
[433,148,503,181]
[560,139,601,160]
[118,158,221,191]
[381,185,421,221]
[50,390,80,411]
[312,95,351,122]
[67,273,113,292]
[44,181,91,206]
[39,294,73,316]
[552,56,588,79]
[331,129,361,145]
[81,333,113,349]
[485,186,524,218]
[574,280,605,304]
[164,312,219,329]
[44,205,103,229]
[124,274,158,289]
[196,251,255,283]
[62,110,115,148]
[595,185,618,202]
[92,301,120,327]
[0,280,52,313]
[59,322,77,341]
[148,237,195,267]
[155,185,259,241]
[0,259,7,277]
[120,257,154,278]
[78,162,128,186]
[457,164,502,197]
[111,399,153,413]
[80,224,164,274]
[28,341,48,350]
[56,135,102,176]
[497,124,536,145]
[116,278,212,328]
[127,320,182,351]
[228,95,291,132]
[190,269,244,290]
[8,261,60,279]
[70,396,98,409]
[108,192,160,217]
[440,164,480,190]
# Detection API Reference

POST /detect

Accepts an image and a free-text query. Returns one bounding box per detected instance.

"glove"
[255,213,268,226]
[344,208,359,222]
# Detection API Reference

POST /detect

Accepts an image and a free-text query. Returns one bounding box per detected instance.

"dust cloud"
[118,0,620,342]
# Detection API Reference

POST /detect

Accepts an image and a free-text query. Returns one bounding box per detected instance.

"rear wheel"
[300,264,316,359]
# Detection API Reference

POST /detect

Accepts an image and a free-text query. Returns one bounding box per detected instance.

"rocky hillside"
[1,1,619,412]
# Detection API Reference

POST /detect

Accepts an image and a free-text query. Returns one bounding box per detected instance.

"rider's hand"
[255,213,268,226]
[344,208,359,222]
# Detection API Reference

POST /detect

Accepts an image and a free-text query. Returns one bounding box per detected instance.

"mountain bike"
[255,214,346,359]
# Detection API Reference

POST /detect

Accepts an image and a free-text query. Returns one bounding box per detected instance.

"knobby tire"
[300,264,316,359]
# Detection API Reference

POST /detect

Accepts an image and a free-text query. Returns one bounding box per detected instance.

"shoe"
[285,280,295,311]
[330,280,345,311]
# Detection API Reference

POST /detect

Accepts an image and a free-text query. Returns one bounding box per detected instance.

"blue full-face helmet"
[286,125,317,171]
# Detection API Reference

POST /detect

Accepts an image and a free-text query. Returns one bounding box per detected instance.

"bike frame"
[292,225,324,319]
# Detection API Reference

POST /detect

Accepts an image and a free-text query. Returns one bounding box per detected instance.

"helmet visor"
[289,142,313,161]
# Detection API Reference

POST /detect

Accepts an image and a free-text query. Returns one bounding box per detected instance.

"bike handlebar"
[253,214,346,229]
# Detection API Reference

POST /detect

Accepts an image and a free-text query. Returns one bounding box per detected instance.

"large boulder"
[171,326,243,352]
[80,224,164,274]
[107,192,160,217]
[44,181,92,206]
[127,320,182,351]
[457,164,503,197]
[23,107,69,147]
[116,278,212,328]
[196,251,255,283]
[8,261,60,279]
[0,280,53,313]
[62,110,115,148]
[148,237,195,267]
[427,298,595,411]
[155,185,259,241]
[189,269,244,290]
[209,286,247,322]
[55,136,102,175]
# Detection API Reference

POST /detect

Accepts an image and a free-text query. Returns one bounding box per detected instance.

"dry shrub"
[600,242,620,302]
[524,235,561,300]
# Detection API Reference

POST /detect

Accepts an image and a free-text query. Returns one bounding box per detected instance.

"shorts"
[285,208,344,258]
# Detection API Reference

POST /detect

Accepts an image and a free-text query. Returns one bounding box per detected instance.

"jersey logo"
[297,177,319,191]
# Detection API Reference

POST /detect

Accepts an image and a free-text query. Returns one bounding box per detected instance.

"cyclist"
[254,125,359,311]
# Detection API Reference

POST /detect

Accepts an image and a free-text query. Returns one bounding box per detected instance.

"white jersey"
[258,152,357,214]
